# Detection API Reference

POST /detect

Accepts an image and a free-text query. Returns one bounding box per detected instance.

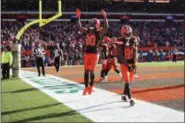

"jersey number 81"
[124,48,133,60]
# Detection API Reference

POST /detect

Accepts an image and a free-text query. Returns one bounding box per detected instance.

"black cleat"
[121,95,127,102]
[130,99,135,106]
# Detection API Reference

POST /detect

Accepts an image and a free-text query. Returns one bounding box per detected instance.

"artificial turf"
[1,78,92,123]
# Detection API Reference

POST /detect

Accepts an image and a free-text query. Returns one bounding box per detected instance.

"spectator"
[1,21,184,65]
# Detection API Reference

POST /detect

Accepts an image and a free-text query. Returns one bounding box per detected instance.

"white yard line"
[20,70,184,122]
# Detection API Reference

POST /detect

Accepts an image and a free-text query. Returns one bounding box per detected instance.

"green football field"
[1,61,184,122]
[1,78,92,123]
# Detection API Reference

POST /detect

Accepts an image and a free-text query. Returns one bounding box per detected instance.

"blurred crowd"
[2,0,184,13]
[108,21,184,50]
[1,20,184,67]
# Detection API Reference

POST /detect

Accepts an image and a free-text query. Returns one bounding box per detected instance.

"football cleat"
[121,95,128,102]
[88,86,93,95]
[130,99,135,106]
[82,87,89,95]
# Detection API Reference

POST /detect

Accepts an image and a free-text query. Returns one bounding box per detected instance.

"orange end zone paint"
[110,84,184,102]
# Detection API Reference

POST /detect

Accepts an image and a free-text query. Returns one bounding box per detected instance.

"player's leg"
[100,68,110,83]
[89,70,95,92]
[101,58,112,82]
[84,70,89,87]
[126,65,135,106]
[120,63,135,106]
[100,69,105,80]
[83,53,90,95]
[120,64,129,101]
[89,54,99,94]
[112,57,122,80]
[100,59,107,81]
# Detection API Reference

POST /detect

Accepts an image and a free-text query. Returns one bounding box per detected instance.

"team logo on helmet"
[121,25,133,39]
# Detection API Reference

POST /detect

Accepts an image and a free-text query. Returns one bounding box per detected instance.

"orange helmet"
[121,25,133,38]
[103,36,110,43]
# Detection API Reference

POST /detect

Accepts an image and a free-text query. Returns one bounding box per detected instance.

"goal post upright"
[13,0,62,78]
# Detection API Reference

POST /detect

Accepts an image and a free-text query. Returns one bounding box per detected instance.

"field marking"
[20,70,184,122]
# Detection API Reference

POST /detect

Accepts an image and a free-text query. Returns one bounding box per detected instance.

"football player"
[100,37,122,82]
[76,8,109,95]
[113,25,138,106]
[99,36,109,82]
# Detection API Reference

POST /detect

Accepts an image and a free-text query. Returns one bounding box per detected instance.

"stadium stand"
[1,0,184,67]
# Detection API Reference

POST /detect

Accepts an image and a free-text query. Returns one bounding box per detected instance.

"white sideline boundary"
[20,70,184,122]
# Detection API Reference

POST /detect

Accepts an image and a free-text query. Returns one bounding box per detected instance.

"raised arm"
[76,8,87,33]
[99,10,109,34]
